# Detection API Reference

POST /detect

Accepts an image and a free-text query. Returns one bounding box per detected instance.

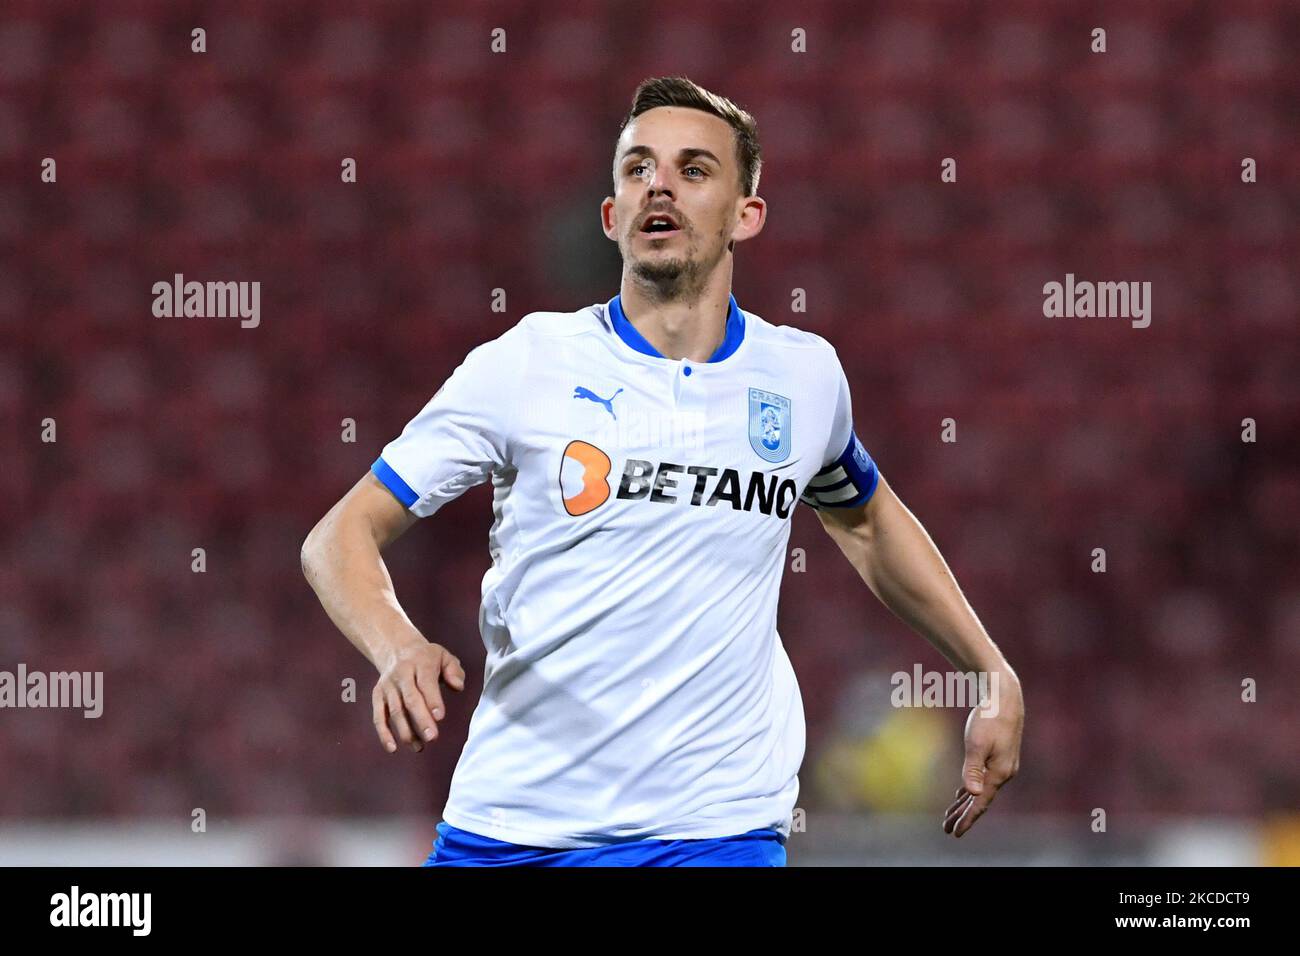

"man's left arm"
[815,471,1024,838]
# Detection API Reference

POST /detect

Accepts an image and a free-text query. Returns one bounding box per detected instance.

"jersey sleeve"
[371,332,519,519]
[799,352,880,511]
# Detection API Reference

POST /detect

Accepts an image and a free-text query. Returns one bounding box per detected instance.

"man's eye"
[627,163,705,178]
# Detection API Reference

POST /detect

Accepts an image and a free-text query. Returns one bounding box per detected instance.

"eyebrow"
[620,145,723,168]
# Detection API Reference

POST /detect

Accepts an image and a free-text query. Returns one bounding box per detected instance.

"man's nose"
[648,165,674,197]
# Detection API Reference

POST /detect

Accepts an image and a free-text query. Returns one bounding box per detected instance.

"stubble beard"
[626,229,713,301]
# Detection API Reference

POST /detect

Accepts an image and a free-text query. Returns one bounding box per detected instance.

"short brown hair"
[615,76,762,198]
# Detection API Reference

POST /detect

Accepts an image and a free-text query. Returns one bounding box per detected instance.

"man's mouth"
[640,213,682,238]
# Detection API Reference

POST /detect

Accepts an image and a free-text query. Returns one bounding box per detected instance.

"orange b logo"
[560,440,612,516]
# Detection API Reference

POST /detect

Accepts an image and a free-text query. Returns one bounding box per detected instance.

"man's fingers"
[372,688,397,754]
[943,794,973,833]
[944,758,1016,836]
[442,655,466,691]
[400,675,439,743]
[954,802,985,837]
[944,786,976,815]
[384,686,421,752]
[415,665,448,727]
[951,799,979,836]
[953,789,997,837]
[369,646,466,754]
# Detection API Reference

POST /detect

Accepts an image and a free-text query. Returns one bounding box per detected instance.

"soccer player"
[301,76,1024,867]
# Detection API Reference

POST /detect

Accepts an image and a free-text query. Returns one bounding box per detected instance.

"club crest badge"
[748,387,792,463]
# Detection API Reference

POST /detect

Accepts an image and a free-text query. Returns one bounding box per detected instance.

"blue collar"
[606,293,745,363]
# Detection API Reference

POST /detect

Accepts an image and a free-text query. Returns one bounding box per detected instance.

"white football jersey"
[372,293,879,848]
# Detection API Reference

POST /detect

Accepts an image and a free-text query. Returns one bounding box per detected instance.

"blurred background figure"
[812,670,954,814]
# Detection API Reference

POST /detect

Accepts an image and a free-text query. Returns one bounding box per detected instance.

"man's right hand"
[372,642,467,753]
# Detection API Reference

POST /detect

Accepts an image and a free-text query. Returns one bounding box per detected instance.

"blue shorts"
[422,821,787,867]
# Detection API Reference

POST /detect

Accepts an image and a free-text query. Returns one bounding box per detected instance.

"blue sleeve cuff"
[371,456,419,509]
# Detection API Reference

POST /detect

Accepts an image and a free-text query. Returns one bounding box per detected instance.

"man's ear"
[729,194,764,252]
[600,197,616,241]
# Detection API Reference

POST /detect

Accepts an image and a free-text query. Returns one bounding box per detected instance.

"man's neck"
[618,280,732,363]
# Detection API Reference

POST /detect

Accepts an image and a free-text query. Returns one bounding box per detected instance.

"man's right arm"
[301,471,466,754]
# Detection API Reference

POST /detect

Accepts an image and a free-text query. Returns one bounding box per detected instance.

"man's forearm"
[824,477,1023,833]
[845,486,1014,680]
[301,518,428,673]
